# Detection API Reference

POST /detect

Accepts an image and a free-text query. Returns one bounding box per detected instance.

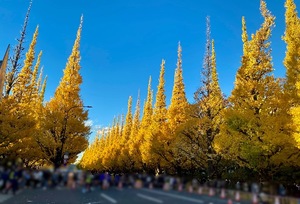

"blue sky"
[0,0,294,142]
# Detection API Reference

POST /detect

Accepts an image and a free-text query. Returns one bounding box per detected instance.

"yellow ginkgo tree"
[36,16,90,168]
[215,0,298,180]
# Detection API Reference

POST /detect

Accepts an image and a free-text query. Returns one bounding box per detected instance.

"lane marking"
[0,195,12,203]
[141,189,204,203]
[0,191,22,203]
[100,193,117,203]
[137,193,163,203]
[0,189,24,203]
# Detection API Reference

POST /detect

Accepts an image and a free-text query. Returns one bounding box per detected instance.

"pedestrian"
[67,171,76,189]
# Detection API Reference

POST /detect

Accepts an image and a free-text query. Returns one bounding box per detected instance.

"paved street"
[0,187,251,204]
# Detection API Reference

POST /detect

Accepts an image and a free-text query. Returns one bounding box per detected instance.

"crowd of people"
[0,162,98,194]
[0,161,299,203]
[0,163,179,195]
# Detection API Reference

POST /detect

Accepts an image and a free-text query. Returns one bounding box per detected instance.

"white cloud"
[84,119,93,127]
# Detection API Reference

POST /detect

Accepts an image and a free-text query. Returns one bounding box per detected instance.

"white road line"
[141,189,204,203]
[0,189,25,203]
[0,194,12,203]
[137,193,164,203]
[100,193,117,203]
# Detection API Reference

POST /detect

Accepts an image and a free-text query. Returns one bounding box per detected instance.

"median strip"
[137,193,164,203]
[141,189,204,203]
[100,193,117,203]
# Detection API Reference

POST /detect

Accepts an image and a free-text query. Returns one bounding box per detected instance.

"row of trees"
[80,0,300,183]
[0,2,91,168]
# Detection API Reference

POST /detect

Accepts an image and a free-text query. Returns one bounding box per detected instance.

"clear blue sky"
[0,0,294,142]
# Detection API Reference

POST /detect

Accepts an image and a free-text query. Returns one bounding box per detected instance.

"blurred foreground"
[1,161,300,203]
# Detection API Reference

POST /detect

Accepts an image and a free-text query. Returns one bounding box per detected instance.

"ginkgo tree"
[5,1,32,97]
[284,0,300,153]
[128,92,142,170]
[176,17,226,179]
[79,0,300,183]
[0,97,35,159]
[145,60,169,174]
[139,77,154,171]
[118,96,134,172]
[1,22,46,165]
[36,16,91,168]
[215,0,298,180]
[163,43,190,175]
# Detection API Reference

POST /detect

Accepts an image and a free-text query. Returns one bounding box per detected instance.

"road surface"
[0,186,251,204]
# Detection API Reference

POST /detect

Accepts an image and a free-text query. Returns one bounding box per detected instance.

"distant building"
[0,45,9,100]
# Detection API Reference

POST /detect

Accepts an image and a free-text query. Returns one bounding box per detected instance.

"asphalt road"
[0,187,251,204]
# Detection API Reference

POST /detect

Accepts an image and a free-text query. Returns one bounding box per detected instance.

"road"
[0,187,251,204]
